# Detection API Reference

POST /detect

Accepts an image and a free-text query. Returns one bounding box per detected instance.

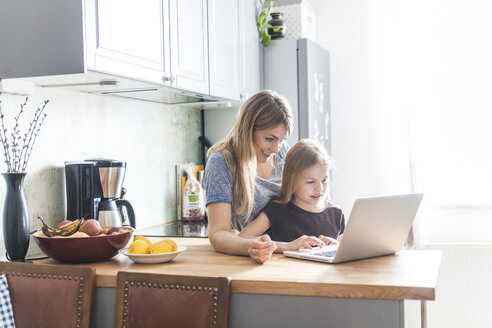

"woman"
[203,90,293,263]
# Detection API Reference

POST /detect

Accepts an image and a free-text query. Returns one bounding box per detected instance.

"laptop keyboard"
[312,250,336,258]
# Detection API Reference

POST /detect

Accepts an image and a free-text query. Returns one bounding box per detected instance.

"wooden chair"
[114,272,231,328]
[0,261,95,328]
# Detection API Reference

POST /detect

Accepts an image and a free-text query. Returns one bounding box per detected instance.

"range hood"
[17,71,223,105]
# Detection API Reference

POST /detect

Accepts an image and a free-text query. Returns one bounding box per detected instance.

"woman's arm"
[207,202,277,263]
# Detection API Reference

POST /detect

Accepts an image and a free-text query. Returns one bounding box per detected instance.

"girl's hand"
[248,234,277,264]
[318,235,339,246]
[283,235,325,251]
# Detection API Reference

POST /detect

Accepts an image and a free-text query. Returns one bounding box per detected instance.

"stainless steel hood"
[17,71,222,105]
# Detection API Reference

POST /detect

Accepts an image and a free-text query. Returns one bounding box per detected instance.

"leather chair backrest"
[0,261,95,328]
[114,271,231,328]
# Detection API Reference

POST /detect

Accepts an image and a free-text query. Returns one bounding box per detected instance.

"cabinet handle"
[162,75,176,84]
[240,93,249,101]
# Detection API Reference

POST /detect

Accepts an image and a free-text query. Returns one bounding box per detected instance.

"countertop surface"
[38,237,442,301]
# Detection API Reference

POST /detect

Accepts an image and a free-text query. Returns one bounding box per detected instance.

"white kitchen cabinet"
[238,0,262,101]
[0,0,261,103]
[208,0,262,101]
[87,0,210,94]
[208,0,241,100]
[85,0,171,85]
[169,0,209,94]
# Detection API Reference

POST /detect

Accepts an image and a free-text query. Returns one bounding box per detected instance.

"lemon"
[129,239,151,254]
[160,238,177,252]
[133,235,152,245]
[149,239,177,254]
[149,242,173,254]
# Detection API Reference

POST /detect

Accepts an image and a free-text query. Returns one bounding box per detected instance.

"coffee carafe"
[65,159,136,228]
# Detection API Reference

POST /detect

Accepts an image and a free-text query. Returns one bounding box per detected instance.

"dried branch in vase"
[0,97,49,173]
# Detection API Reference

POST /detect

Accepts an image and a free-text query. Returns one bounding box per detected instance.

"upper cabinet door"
[208,0,240,100]
[238,0,262,101]
[168,0,209,94]
[85,0,170,84]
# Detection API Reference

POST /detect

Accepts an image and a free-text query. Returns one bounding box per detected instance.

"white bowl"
[119,246,187,264]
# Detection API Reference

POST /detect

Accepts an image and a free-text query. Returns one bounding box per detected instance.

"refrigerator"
[202,38,330,157]
[264,38,331,152]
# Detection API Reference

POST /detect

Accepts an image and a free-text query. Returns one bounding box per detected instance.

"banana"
[38,217,57,237]
[38,216,84,237]
[56,219,84,236]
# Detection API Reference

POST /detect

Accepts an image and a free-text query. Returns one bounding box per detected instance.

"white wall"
[0,86,202,256]
[309,1,492,327]
[309,0,412,213]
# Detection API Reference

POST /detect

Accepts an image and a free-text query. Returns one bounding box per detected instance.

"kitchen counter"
[39,237,440,299]
[37,237,441,327]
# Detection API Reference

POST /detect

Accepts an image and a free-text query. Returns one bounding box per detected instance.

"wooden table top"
[39,237,442,300]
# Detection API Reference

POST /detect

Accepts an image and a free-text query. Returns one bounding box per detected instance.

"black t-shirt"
[263,201,345,242]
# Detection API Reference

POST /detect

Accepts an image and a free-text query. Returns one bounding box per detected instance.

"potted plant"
[257,0,281,47]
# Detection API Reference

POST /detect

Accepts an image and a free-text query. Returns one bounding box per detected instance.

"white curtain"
[398,0,492,243]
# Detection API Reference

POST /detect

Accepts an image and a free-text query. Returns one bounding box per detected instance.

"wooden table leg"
[421,300,426,328]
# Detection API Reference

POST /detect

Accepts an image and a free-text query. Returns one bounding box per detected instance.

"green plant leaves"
[259,12,268,25]
[261,33,272,47]
[257,0,276,48]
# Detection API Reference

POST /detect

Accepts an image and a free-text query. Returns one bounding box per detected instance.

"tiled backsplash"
[0,85,202,256]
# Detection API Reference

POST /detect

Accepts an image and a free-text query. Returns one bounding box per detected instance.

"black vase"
[2,173,29,261]
[268,12,287,40]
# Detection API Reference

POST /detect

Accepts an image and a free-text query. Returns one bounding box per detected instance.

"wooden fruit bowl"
[32,227,133,263]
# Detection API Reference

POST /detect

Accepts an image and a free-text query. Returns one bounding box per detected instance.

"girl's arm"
[239,211,328,253]
[275,236,325,252]
[319,235,340,245]
[238,212,271,238]
[207,202,277,264]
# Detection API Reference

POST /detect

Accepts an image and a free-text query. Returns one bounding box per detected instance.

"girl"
[203,90,294,263]
[239,139,345,252]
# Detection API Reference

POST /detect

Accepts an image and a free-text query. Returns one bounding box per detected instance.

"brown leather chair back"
[0,261,95,328]
[114,272,231,328]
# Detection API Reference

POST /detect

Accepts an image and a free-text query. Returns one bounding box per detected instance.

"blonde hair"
[277,139,332,204]
[208,90,293,217]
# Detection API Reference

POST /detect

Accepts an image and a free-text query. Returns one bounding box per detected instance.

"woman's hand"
[248,234,277,264]
[318,235,339,246]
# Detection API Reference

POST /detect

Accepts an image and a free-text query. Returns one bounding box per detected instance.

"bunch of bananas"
[38,216,84,237]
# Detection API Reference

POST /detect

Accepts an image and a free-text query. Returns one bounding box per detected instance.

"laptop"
[283,193,423,264]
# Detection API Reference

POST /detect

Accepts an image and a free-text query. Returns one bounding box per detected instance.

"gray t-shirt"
[203,142,289,231]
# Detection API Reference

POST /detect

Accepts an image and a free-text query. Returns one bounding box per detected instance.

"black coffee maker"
[64,159,136,228]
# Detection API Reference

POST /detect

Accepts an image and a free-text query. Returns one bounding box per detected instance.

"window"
[400,0,492,243]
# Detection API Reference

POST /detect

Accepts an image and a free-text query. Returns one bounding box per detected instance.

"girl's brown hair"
[276,139,332,204]
[208,90,293,218]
